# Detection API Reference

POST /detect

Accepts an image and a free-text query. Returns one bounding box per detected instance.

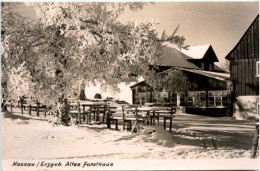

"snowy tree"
[1,2,189,109]
[147,68,190,103]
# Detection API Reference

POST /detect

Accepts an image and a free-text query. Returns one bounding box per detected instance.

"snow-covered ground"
[1,108,259,169]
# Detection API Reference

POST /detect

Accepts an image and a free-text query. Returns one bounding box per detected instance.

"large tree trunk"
[79,89,86,100]
[1,99,7,111]
[1,83,8,111]
[79,85,87,100]
[58,96,71,126]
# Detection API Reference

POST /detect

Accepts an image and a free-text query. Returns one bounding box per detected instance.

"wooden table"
[138,106,169,124]
[80,101,107,124]
[125,106,175,133]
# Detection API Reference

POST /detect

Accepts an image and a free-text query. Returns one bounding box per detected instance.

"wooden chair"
[28,102,47,117]
[68,101,89,125]
[122,105,137,131]
[156,107,176,131]
[124,105,149,133]
[69,101,80,124]
[100,105,108,123]
[106,105,124,130]
[106,104,143,131]
[88,104,107,124]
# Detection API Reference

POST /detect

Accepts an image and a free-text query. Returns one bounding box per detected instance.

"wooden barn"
[131,44,231,117]
[225,14,259,120]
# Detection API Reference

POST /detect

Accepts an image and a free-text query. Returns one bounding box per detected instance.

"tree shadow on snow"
[113,133,139,142]
[2,110,48,122]
[77,125,108,133]
[162,114,257,150]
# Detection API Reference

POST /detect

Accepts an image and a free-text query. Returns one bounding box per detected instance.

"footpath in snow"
[1,108,258,160]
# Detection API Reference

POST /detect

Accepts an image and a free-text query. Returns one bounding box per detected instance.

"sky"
[14,1,259,66]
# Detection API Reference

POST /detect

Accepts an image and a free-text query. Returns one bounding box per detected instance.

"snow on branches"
[2,2,189,106]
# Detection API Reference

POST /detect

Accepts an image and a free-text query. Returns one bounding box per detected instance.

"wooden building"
[131,44,231,117]
[225,14,259,119]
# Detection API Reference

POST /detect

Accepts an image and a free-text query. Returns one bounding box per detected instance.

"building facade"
[131,44,231,117]
[226,15,259,120]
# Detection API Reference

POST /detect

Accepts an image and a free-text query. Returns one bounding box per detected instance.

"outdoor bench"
[134,106,176,132]
[88,104,107,124]
[28,103,47,117]
[106,105,176,132]
[69,101,89,124]
[19,99,47,117]
[154,107,176,131]
[69,101,108,125]
[106,105,149,132]
[106,105,124,130]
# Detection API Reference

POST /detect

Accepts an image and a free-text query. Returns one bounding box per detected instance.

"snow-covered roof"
[178,67,230,81]
[155,43,222,71]
[155,46,201,69]
[180,45,211,59]
[130,68,230,88]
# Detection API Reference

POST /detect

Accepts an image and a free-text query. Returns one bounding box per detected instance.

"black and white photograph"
[1,1,259,170]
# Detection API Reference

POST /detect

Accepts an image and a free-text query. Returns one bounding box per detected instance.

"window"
[201,62,204,70]
[187,96,194,107]
[134,94,140,104]
[169,92,185,106]
[159,92,169,103]
[187,91,206,107]
[179,92,186,106]
[152,92,158,103]
[209,63,213,71]
[152,91,169,104]
[256,61,259,77]
[137,85,147,92]
[171,93,177,106]
[200,92,207,107]
[208,90,229,107]
[135,92,151,105]
[145,92,151,103]
[157,92,163,104]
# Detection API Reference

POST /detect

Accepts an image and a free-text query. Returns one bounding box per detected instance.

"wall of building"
[185,71,228,91]
[186,107,230,117]
[233,95,259,120]
[131,78,232,117]
[228,15,259,96]
[230,58,259,96]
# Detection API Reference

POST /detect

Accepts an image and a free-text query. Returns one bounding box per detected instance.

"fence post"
[20,100,24,115]
[77,101,81,124]
[29,105,32,115]
[169,107,173,132]
[36,103,40,117]
[10,101,13,111]
[250,123,259,158]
